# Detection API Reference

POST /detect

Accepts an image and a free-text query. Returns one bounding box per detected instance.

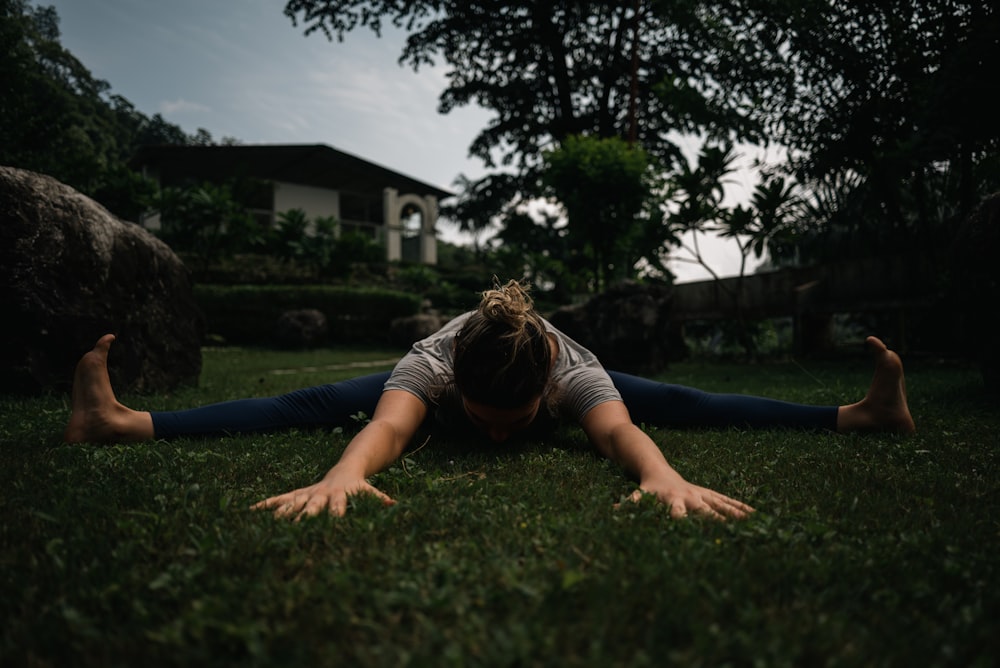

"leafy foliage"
[285,1,759,171]
[260,210,384,279]
[2,0,119,190]
[283,0,773,281]
[0,0,223,218]
[721,0,1000,259]
[154,182,258,271]
[541,135,652,291]
[284,0,1000,285]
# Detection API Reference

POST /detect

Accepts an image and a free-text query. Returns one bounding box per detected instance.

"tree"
[488,207,586,301]
[268,209,342,274]
[87,163,160,223]
[1,0,120,191]
[1,1,221,217]
[284,0,1000,290]
[438,172,520,258]
[712,0,1000,260]
[286,4,763,177]
[285,1,759,170]
[631,141,797,355]
[541,135,652,291]
[154,182,256,272]
[283,0,773,286]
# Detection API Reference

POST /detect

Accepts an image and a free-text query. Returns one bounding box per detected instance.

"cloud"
[160,98,212,115]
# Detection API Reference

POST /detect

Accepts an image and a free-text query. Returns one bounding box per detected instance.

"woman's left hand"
[582,402,754,521]
[619,477,755,520]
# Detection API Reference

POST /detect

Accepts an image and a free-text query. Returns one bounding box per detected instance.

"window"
[340,192,383,225]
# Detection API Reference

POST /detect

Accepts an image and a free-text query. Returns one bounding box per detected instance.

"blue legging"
[151,371,837,438]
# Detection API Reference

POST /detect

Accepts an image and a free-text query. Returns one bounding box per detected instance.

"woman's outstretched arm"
[581,400,754,520]
[252,389,427,520]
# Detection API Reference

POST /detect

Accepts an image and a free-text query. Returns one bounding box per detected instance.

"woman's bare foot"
[64,335,154,443]
[836,336,916,434]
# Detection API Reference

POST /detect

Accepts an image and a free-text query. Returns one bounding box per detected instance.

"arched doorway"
[383,188,438,264]
[400,202,423,263]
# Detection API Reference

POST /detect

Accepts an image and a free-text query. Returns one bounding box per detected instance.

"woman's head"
[453,279,552,412]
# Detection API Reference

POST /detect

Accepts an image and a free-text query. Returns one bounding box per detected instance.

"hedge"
[193,284,422,346]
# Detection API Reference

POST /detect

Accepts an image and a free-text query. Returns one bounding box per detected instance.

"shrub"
[194,284,421,345]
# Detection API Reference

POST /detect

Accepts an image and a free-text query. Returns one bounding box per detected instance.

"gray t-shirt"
[383,312,622,427]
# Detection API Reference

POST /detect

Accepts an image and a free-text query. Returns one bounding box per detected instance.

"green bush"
[194,284,421,345]
[180,253,319,285]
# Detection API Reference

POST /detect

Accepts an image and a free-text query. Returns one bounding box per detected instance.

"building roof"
[131,143,454,201]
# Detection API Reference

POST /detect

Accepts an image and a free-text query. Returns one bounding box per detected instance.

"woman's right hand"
[252,390,422,520]
[250,470,396,520]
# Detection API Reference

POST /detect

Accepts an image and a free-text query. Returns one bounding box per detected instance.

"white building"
[132,143,453,264]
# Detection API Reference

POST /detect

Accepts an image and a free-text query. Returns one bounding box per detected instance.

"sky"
[43,0,761,283]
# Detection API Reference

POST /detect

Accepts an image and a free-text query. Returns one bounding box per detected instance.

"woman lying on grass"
[65,280,914,521]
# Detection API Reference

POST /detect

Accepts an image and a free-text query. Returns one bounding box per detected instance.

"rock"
[0,166,203,395]
[951,191,1000,392]
[390,313,444,347]
[547,281,677,374]
[273,309,328,348]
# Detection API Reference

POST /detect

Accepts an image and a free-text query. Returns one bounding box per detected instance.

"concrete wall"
[273,181,340,231]
[672,254,941,321]
[670,253,943,353]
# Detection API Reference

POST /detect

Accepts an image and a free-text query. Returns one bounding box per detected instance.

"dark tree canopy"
[284,0,765,173]
[718,0,1000,260]
[541,135,652,291]
[286,0,1000,269]
[283,0,782,288]
[2,0,118,190]
[740,0,999,179]
[1,0,220,215]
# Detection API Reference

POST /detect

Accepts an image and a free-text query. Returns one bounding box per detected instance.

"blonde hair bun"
[479,279,534,334]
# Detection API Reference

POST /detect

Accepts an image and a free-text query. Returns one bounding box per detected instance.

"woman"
[64,280,914,521]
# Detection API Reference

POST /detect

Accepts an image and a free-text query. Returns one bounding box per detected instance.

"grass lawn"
[1,343,998,667]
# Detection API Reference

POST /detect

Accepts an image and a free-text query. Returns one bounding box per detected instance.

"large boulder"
[0,166,204,395]
[273,309,328,348]
[950,191,1000,392]
[547,281,677,374]
[390,312,445,347]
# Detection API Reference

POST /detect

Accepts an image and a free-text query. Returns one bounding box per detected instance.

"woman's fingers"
[249,494,290,512]
[362,481,397,508]
[717,494,755,518]
[250,481,396,520]
[276,494,311,519]
[294,493,344,521]
[617,485,754,521]
[695,491,753,520]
